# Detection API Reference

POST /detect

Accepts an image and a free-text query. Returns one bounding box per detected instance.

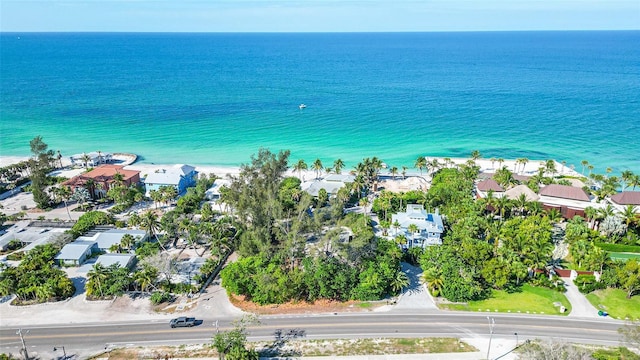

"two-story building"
[391,204,444,247]
[143,164,198,197]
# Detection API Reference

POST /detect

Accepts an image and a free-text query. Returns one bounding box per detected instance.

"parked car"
[170,317,196,328]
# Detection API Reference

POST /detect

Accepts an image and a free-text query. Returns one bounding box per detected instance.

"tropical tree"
[86,263,109,297]
[390,166,398,180]
[293,159,308,180]
[333,158,345,174]
[414,156,427,176]
[81,153,92,168]
[407,223,419,248]
[141,211,166,251]
[52,186,73,221]
[120,233,136,252]
[312,158,323,179]
[422,268,444,297]
[470,150,481,161]
[581,160,589,176]
[389,270,409,294]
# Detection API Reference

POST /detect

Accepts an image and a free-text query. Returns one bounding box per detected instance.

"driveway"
[563,277,600,318]
[393,262,438,311]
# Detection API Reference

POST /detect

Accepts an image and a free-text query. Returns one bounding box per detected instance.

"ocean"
[1,31,639,174]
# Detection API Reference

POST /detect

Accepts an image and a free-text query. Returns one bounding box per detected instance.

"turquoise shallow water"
[1,32,639,173]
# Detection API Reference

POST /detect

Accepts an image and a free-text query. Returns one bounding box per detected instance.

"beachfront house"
[62,164,141,199]
[143,164,198,197]
[608,191,640,213]
[538,184,595,219]
[205,178,231,201]
[55,240,98,266]
[390,204,444,247]
[475,178,505,199]
[301,174,355,197]
[69,152,112,167]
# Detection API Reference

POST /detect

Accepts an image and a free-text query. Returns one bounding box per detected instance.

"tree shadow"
[259,328,306,358]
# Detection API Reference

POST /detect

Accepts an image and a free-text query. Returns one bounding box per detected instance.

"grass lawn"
[609,252,640,261]
[440,284,571,315]
[585,288,640,320]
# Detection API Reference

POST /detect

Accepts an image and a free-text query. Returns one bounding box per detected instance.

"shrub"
[150,291,172,305]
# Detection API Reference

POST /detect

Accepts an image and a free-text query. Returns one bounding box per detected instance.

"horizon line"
[1,29,639,35]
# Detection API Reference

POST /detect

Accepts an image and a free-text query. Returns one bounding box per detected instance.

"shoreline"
[0,155,583,179]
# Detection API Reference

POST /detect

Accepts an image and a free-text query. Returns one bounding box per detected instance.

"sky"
[1,0,638,32]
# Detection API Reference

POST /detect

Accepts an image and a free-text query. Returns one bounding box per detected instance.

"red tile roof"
[539,184,590,202]
[610,191,640,205]
[477,179,504,192]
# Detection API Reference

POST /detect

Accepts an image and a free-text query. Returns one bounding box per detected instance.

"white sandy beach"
[0,154,582,181]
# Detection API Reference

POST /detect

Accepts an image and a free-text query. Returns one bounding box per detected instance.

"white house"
[390,204,445,247]
[205,179,232,201]
[301,174,355,197]
[69,152,112,167]
[78,229,147,252]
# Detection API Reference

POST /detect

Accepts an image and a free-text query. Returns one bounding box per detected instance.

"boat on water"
[299,104,307,109]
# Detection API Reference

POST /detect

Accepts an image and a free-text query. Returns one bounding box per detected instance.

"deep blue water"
[1,31,639,173]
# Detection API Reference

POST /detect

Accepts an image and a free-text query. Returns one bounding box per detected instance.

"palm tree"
[312,158,323,179]
[470,150,481,162]
[112,172,125,187]
[51,186,73,221]
[497,158,504,169]
[513,193,530,217]
[581,160,589,176]
[490,158,497,170]
[293,159,308,180]
[627,174,640,191]
[390,166,398,180]
[56,150,63,168]
[414,156,427,176]
[97,150,103,165]
[392,219,401,236]
[621,205,639,228]
[120,233,135,252]
[520,158,529,174]
[333,159,345,174]
[84,178,96,200]
[141,210,166,251]
[621,170,634,191]
[546,208,563,224]
[407,223,419,248]
[544,160,557,178]
[401,166,408,179]
[390,271,410,294]
[134,264,158,293]
[81,153,92,168]
[149,189,162,209]
[87,263,109,297]
[422,269,444,297]
[584,206,598,230]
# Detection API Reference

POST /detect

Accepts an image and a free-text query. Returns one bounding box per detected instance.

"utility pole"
[16,328,29,360]
[486,316,495,360]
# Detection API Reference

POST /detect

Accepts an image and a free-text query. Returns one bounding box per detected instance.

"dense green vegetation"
[0,244,75,303]
[219,149,407,304]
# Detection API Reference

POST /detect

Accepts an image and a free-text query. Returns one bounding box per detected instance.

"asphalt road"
[0,312,625,359]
